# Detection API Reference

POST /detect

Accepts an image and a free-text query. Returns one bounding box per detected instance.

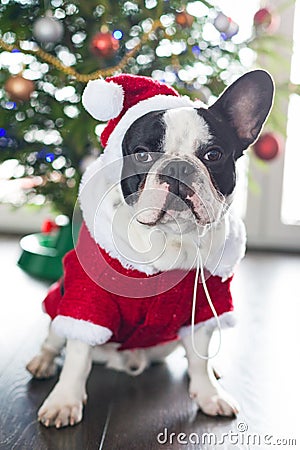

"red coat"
[43,223,233,350]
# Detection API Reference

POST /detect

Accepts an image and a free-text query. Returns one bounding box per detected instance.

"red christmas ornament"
[253,8,280,33]
[254,8,272,25]
[90,32,119,58]
[42,219,59,234]
[253,132,282,161]
[176,11,194,28]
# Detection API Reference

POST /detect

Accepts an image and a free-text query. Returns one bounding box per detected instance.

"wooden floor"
[0,235,299,450]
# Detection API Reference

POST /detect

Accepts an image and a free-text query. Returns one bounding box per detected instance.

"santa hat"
[82,74,195,150]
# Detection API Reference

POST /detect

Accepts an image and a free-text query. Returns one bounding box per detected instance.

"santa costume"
[42,74,246,349]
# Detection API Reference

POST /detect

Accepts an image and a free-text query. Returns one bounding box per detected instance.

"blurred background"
[0,0,299,256]
[1,2,300,448]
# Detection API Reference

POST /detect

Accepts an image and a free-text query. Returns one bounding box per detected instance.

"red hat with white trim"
[82,74,195,149]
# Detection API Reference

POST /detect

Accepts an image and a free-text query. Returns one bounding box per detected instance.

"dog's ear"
[209,70,274,156]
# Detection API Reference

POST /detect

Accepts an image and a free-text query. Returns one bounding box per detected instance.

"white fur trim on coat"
[178,311,236,338]
[52,316,113,346]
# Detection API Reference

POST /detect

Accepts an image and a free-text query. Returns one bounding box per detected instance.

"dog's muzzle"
[159,159,195,202]
[134,156,224,228]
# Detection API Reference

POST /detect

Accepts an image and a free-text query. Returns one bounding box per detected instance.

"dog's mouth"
[136,193,202,226]
[135,186,216,228]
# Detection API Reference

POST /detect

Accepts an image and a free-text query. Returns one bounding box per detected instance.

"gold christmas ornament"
[5,75,35,102]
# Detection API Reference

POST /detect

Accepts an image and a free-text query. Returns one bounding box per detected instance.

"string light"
[112,30,123,40]
[5,101,16,110]
[45,153,55,163]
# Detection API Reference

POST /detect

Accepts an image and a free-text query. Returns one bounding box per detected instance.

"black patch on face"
[121,110,166,203]
[196,108,242,196]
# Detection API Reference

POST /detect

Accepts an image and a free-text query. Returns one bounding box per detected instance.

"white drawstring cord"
[191,247,222,360]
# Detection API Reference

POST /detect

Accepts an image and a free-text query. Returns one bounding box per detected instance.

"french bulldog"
[27,70,274,427]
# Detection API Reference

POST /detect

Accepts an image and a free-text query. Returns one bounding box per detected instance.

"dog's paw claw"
[38,396,84,428]
[55,420,62,429]
[191,390,239,417]
[26,354,58,379]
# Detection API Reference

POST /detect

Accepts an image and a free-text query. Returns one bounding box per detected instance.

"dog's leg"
[181,326,239,417]
[26,324,65,379]
[38,339,92,428]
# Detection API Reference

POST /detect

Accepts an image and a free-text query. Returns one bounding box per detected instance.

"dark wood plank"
[1,236,300,450]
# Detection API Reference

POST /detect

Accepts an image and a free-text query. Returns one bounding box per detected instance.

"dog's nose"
[163,160,195,179]
[159,160,195,200]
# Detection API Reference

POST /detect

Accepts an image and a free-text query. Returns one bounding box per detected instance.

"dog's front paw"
[190,384,239,417]
[26,353,58,379]
[38,388,87,428]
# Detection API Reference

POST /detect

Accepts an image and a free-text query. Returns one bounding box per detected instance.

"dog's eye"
[203,148,223,162]
[134,150,153,163]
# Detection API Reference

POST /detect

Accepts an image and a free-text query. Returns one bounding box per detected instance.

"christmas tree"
[0,0,288,217]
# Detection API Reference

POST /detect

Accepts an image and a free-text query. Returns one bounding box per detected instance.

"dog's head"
[120,70,274,232]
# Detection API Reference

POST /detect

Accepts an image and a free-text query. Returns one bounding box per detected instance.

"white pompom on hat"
[82,78,124,122]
